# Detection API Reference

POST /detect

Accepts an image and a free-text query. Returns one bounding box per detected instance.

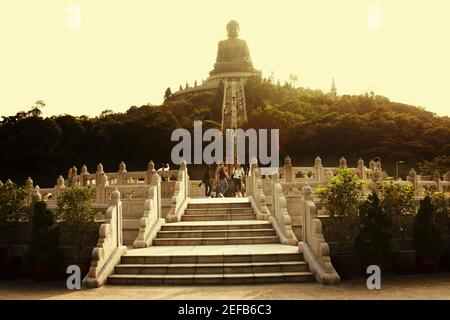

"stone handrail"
[298,185,340,284]
[247,163,270,220]
[133,173,165,248]
[83,189,127,287]
[165,161,190,222]
[270,173,298,245]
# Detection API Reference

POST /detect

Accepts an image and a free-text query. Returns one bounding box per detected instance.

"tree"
[379,179,416,250]
[56,187,97,262]
[418,155,450,176]
[0,181,27,259]
[414,195,444,259]
[164,87,172,101]
[316,169,365,253]
[355,192,392,259]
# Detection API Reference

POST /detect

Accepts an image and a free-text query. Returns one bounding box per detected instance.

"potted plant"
[56,187,98,279]
[414,195,445,273]
[379,179,416,274]
[355,191,392,273]
[316,169,364,279]
[0,181,27,280]
[25,201,64,281]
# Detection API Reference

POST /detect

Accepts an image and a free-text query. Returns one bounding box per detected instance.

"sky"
[0,0,449,117]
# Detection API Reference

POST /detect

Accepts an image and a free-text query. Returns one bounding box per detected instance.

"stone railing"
[247,163,270,220]
[165,161,190,222]
[269,173,298,245]
[83,189,127,287]
[298,185,340,284]
[133,173,165,248]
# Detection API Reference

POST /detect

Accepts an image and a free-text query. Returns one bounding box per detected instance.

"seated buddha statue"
[210,20,255,75]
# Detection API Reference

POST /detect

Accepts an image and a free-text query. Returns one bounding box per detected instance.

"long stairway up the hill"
[108,198,315,285]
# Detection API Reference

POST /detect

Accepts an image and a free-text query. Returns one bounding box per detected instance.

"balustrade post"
[146,160,155,184]
[284,156,292,183]
[80,165,89,187]
[25,177,34,206]
[118,161,127,185]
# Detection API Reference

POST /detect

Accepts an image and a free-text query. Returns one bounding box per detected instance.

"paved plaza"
[1,272,449,300]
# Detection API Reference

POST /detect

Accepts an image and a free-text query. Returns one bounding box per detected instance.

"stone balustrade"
[165,161,190,222]
[269,173,298,245]
[298,186,340,284]
[83,189,127,287]
[247,163,270,220]
[133,173,165,248]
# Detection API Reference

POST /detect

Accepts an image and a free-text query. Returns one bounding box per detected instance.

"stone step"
[114,261,309,275]
[121,252,304,265]
[108,271,315,285]
[161,222,272,231]
[157,229,276,238]
[187,202,251,209]
[181,214,256,221]
[152,236,280,246]
[184,207,255,215]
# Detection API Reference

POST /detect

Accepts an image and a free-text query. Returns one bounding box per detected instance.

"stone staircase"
[108,198,315,285]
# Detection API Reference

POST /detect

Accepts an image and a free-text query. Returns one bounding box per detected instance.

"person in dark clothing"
[199,165,213,197]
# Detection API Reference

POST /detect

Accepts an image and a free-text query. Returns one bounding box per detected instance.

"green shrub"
[379,179,416,250]
[316,169,364,253]
[355,192,392,259]
[56,187,97,261]
[25,201,64,274]
[0,181,27,258]
[414,195,445,259]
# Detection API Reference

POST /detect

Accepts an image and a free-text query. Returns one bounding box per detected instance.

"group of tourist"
[200,163,247,198]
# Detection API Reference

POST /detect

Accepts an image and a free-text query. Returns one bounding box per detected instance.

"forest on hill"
[1,75,449,186]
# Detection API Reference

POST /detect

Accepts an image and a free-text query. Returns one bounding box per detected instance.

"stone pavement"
[1,272,449,300]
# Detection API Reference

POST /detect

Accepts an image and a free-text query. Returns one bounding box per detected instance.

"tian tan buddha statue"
[210,20,255,75]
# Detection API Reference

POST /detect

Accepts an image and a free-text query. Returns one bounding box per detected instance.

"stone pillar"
[55,175,65,199]
[357,158,365,179]
[80,165,89,187]
[68,166,78,187]
[32,186,42,203]
[146,160,156,184]
[409,168,418,190]
[339,156,347,169]
[118,161,127,185]
[25,177,34,206]
[314,156,324,182]
[433,171,442,192]
[96,163,104,186]
[97,174,109,204]
[151,173,162,218]
[284,155,292,183]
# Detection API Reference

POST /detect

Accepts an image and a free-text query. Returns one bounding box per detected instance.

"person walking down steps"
[199,165,213,197]
[217,164,229,198]
[232,163,245,197]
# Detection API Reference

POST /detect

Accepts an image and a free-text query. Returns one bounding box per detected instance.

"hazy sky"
[1,0,449,117]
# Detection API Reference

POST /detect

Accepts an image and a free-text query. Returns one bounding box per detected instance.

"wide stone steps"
[161,222,272,231]
[184,207,255,215]
[187,202,251,209]
[108,252,314,284]
[156,229,276,238]
[182,214,256,221]
[114,261,309,275]
[108,271,314,285]
[152,236,279,246]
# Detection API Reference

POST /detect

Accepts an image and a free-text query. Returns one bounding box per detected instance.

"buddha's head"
[226,20,239,39]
